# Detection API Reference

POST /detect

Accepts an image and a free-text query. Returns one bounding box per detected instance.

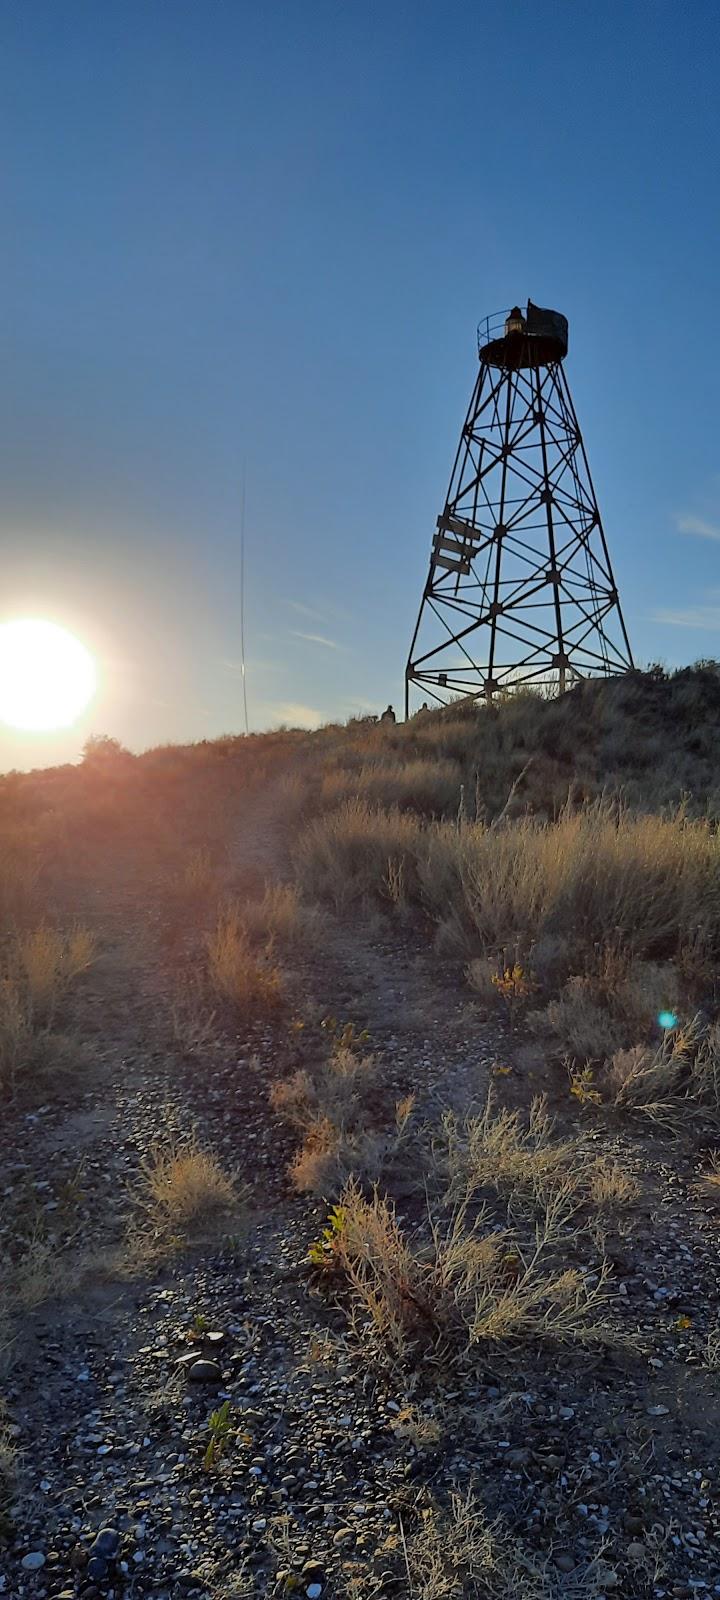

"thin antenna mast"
[239,462,250,736]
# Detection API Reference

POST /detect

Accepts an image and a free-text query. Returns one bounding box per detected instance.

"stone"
[554,1553,575,1573]
[188,1358,223,1383]
[627,1542,647,1561]
[301,1561,325,1583]
[21,1552,46,1572]
[332,1527,354,1547]
[306,1587,323,1600]
[87,1555,108,1581]
[91,1528,120,1559]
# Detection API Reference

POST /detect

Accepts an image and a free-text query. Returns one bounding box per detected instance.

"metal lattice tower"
[405,301,633,714]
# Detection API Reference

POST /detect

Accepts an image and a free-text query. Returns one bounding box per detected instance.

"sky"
[1,0,720,769]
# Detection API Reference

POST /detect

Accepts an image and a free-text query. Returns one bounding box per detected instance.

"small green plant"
[204,1399,233,1471]
[568,1064,602,1106]
[308,1203,347,1268]
[190,1312,209,1338]
[320,1018,370,1051]
[490,963,537,1025]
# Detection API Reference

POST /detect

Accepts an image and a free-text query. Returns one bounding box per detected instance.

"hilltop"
[1,665,720,1598]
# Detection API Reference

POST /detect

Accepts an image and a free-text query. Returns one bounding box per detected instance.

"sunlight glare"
[0,619,97,731]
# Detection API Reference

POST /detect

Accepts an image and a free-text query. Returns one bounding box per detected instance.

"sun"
[0,619,97,732]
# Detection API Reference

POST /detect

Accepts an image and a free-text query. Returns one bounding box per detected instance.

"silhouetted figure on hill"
[380,704,396,723]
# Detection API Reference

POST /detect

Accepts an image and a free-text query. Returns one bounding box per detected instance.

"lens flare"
[0,619,96,731]
[657,1010,678,1031]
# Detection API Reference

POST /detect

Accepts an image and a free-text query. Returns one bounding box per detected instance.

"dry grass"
[396,1488,615,1600]
[323,1176,615,1368]
[0,1410,18,1529]
[435,1091,636,1217]
[421,801,720,967]
[173,845,218,898]
[269,1042,413,1197]
[0,822,43,932]
[139,1138,237,1230]
[319,757,462,818]
[706,1323,720,1370]
[0,924,95,1095]
[606,1018,720,1122]
[3,1232,73,1312]
[240,882,315,947]
[295,798,424,908]
[531,959,679,1062]
[15,923,96,1023]
[205,905,284,1014]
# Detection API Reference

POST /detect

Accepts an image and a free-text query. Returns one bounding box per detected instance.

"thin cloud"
[676,513,720,541]
[270,701,324,729]
[286,599,329,623]
[291,630,339,650]
[653,605,720,630]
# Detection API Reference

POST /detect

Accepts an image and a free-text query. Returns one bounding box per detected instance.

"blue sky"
[1,0,719,768]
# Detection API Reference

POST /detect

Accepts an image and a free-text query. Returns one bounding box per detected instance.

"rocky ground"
[2,784,720,1599]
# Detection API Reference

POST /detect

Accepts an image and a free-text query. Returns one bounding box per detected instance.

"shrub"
[205,906,283,1014]
[319,757,462,818]
[323,1178,614,1366]
[140,1139,237,1229]
[15,924,95,1023]
[241,883,313,947]
[606,1017,720,1122]
[295,800,424,908]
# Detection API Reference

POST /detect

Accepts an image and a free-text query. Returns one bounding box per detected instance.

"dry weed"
[295,799,424,908]
[15,924,96,1023]
[586,1157,639,1209]
[205,906,283,1014]
[140,1139,237,1230]
[175,846,217,897]
[399,1488,615,1598]
[705,1323,720,1370]
[607,1017,720,1121]
[437,1092,585,1212]
[241,882,314,946]
[319,757,461,818]
[326,1177,615,1367]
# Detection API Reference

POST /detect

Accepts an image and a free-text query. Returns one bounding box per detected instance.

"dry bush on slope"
[422,802,720,967]
[435,1092,637,1217]
[270,1043,416,1196]
[606,1017,720,1123]
[295,799,424,908]
[139,1132,240,1228]
[0,925,95,1095]
[324,1178,614,1368]
[15,924,96,1022]
[531,960,679,1062]
[297,798,720,978]
[205,905,284,1015]
[392,1488,614,1600]
[319,757,462,818]
[241,882,318,948]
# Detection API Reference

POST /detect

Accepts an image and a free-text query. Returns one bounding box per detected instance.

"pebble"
[21,1553,46,1572]
[306,1587,323,1599]
[91,1529,120,1559]
[627,1541,647,1561]
[188,1358,223,1383]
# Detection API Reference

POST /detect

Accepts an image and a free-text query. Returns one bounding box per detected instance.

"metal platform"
[478,301,569,369]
